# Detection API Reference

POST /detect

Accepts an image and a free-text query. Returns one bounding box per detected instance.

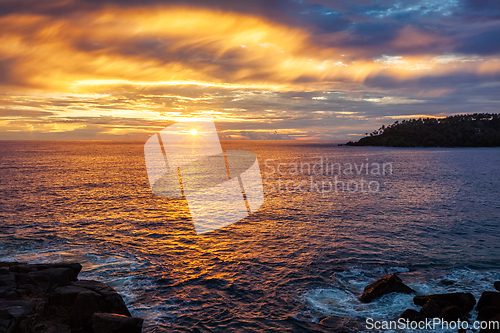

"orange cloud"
[0,5,498,94]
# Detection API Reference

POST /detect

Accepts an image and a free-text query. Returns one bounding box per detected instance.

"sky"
[0,0,499,140]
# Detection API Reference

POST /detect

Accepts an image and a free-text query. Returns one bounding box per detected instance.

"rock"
[72,280,131,316]
[478,292,500,311]
[69,290,104,328]
[0,309,15,333]
[50,285,90,312]
[0,274,17,297]
[40,267,76,287]
[414,292,476,313]
[0,262,141,333]
[360,273,415,303]
[400,309,424,321]
[27,271,51,293]
[494,282,500,292]
[420,299,441,318]
[0,299,35,318]
[92,313,143,333]
[478,305,500,321]
[440,305,463,321]
[479,313,500,333]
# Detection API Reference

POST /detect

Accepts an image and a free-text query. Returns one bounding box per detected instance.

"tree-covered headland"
[346,113,500,147]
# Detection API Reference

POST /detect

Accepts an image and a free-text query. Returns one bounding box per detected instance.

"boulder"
[0,262,141,333]
[420,299,441,318]
[478,305,500,321]
[72,280,131,316]
[69,290,105,328]
[360,273,415,303]
[440,305,463,321]
[494,282,500,292]
[50,285,90,311]
[478,292,500,311]
[400,309,424,322]
[92,313,143,333]
[414,292,476,313]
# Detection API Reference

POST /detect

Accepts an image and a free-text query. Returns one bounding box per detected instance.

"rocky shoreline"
[294,273,500,333]
[0,262,143,333]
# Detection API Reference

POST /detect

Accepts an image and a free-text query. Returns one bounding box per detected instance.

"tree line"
[346,113,500,147]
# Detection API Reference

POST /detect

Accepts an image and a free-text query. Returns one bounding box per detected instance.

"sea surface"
[1,140,499,332]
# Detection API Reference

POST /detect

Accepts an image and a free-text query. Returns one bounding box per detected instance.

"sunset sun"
[190,129,198,135]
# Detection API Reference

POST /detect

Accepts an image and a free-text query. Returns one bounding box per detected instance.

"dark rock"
[480,313,500,333]
[414,292,476,313]
[92,313,143,333]
[400,309,424,321]
[440,305,463,321]
[27,271,51,293]
[0,274,17,297]
[0,262,141,333]
[72,280,131,316]
[0,300,35,319]
[50,285,89,312]
[494,282,500,292]
[478,292,500,311]
[360,273,415,303]
[478,305,500,321]
[420,299,441,318]
[40,268,76,287]
[69,290,104,328]
[0,263,24,268]
[0,309,15,333]
[47,263,82,278]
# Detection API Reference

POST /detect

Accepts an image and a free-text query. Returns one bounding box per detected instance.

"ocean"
[1,140,499,332]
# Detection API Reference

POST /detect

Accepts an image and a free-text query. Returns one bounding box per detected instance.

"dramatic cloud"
[0,0,498,140]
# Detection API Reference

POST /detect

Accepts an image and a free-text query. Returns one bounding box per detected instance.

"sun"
[190,129,198,135]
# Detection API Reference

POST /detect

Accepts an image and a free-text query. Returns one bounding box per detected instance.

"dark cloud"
[456,31,500,55]
[346,21,400,46]
[461,0,500,20]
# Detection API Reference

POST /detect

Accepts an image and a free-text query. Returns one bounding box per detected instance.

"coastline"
[0,262,143,333]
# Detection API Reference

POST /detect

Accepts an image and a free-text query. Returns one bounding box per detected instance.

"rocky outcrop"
[360,273,415,303]
[414,292,476,314]
[399,309,424,322]
[400,292,476,322]
[399,282,500,330]
[0,262,142,333]
[477,291,500,332]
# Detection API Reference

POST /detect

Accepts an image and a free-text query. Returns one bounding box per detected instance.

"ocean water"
[0,140,499,332]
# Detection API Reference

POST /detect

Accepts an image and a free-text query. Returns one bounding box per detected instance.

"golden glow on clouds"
[1,6,497,92]
[0,5,498,139]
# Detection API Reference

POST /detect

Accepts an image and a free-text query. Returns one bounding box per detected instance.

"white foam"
[303,266,500,333]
